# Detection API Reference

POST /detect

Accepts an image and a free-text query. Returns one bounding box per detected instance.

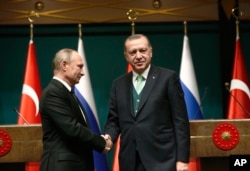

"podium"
[0,124,42,171]
[190,119,250,170]
[1,120,250,170]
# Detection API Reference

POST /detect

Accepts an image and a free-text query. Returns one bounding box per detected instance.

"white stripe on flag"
[180,35,203,119]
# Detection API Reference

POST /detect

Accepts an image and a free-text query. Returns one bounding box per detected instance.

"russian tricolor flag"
[180,35,203,120]
[180,34,203,171]
[74,37,109,171]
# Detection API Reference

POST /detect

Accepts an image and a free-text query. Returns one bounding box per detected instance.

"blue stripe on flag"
[74,87,109,171]
[180,81,203,120]
[74,87,99,133]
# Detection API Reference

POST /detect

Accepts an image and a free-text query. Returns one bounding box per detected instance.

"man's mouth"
[135,61,143,65]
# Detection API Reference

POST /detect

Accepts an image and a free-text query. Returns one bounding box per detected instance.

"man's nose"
[135,51,142,58]
[81,68,84,76]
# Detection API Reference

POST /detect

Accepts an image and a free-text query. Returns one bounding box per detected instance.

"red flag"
[18,40,42,171]
[112,64,132,171]
[188,158,201,171]
[112,135,120,171]
[227,36,250,119]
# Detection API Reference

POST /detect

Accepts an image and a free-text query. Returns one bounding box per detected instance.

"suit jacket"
[39,79,106,171]
[104,66,190,171]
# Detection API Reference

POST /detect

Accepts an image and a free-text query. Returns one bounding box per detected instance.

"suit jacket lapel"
[122,72,135,117]
[137,66,159,114]
[51,79,88,126]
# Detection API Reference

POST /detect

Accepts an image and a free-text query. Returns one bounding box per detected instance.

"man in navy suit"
[39,48,112,171]
[104,34,190,171]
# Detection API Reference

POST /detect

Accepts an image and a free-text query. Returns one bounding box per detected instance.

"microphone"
[194,87,208,119]
[13,108,30,125]
[225,82,250,116]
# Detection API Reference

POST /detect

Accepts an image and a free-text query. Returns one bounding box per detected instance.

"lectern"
[1,120,250,171]
[190,119,250,171]
[0,124,42,171]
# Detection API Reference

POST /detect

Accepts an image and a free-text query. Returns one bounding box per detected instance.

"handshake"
[101,134,113,153]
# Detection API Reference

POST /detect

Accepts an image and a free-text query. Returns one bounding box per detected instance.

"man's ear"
[61,60,67,71]
[124,53,129,62]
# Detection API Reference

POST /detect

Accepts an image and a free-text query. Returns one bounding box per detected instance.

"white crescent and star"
[21,84,39,116]
[230,79,250,99]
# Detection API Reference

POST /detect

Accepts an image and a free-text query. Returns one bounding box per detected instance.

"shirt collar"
[53,76,72,92]
[133,64,151,80]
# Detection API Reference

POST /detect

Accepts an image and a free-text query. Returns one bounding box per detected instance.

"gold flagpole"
[126,9,139,35]
[30,23,34,41]
[78,23,82,39]
[236,18,239,39]
[183,21,187,36]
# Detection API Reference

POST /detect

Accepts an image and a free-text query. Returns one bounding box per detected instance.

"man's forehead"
[127,42,147,49]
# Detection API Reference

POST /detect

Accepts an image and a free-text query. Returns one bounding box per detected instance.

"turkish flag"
[227,37,250,119]
[18,40,42,171]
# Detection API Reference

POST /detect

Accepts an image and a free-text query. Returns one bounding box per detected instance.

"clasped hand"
[101,134,113,153]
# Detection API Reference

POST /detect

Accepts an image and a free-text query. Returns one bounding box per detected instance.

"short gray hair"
[52,48,76,71]
[124,34,151,51]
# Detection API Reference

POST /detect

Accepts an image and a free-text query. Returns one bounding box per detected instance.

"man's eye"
[140,49,147,53]
[129,51,136,55]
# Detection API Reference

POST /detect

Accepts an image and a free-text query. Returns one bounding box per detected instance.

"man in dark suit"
[39,48,111,171]
[104,34,190,171]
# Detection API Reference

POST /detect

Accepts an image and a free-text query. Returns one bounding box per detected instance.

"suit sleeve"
[168,72,190,163]
[104,81,121,143]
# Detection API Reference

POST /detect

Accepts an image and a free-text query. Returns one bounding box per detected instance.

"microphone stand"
[225,82,250,117]
[13,108,30,125]
[193,87,208,119]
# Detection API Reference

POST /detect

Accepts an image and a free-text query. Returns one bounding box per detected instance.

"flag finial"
[27,10,39,41]
[232,7,243,21]
[127,9,139,35]
[232,7,243,39]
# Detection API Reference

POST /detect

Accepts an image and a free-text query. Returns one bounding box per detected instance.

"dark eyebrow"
[129,48,148,53]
